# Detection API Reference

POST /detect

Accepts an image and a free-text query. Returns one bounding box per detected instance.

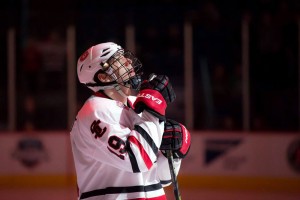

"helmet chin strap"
[114,77,138,99]
[114,84,129,98]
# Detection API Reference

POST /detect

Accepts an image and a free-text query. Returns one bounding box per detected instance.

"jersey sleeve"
[71,96,164,173]
[156,151,182,187]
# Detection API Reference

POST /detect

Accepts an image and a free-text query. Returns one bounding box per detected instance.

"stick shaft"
[166,150,181,200]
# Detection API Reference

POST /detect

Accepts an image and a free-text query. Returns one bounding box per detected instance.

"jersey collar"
[94,91,134,109]
[94,91,112,99]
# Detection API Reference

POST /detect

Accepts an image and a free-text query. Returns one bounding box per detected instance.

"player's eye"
[124,58,133,67]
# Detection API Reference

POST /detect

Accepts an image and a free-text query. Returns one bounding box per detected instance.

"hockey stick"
[166,150,182,200]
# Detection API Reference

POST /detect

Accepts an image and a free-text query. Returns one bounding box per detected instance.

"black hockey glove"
[133,74,176,120]
[160,119,191,159]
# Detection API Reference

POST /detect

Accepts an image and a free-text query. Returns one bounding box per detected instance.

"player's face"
[109,53,136,87]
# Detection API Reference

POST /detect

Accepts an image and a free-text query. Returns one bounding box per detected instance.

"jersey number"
[90,120,127,160]
[107,136,126,160]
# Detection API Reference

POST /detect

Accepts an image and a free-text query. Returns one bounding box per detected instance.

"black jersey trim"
[80,183,162,199]
[126,125,159,173]
[126,139,140,173]
[160,179,172,185]
[134,125,159,155]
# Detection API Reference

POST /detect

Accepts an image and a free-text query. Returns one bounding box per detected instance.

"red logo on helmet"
[79,50,89,61]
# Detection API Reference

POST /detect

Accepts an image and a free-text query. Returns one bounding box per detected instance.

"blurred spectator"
[222,116,236,130]
[38,30,66,91]
[21,37,41,95]
[22,95,37,131]
[1,0,299,132]
[211,63,235,130]
[137,25,162,77]
[229,63,243,130]
[252,115,269,131]
[164,23,183,85]
[251,2,298,131]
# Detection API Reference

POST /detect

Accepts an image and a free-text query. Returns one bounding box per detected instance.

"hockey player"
[70,42,191,200]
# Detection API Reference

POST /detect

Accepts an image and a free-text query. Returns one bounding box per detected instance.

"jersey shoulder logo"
[90,119,107,139]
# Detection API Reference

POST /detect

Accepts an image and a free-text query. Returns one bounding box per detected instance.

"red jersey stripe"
[128,135,153,169]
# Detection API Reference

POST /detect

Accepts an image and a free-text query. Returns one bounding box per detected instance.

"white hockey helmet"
[77,42,142,92]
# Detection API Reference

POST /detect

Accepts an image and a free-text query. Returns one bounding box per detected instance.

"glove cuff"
[174,145,191,159]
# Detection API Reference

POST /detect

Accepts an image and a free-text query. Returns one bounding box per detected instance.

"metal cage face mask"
[103,49,143,90]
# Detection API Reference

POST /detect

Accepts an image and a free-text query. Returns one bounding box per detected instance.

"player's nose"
[124,58,133,67]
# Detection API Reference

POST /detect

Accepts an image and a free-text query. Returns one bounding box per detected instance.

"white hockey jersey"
[70,92,181,200]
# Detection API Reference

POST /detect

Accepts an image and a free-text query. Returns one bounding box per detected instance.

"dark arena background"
[0,0,299,199]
